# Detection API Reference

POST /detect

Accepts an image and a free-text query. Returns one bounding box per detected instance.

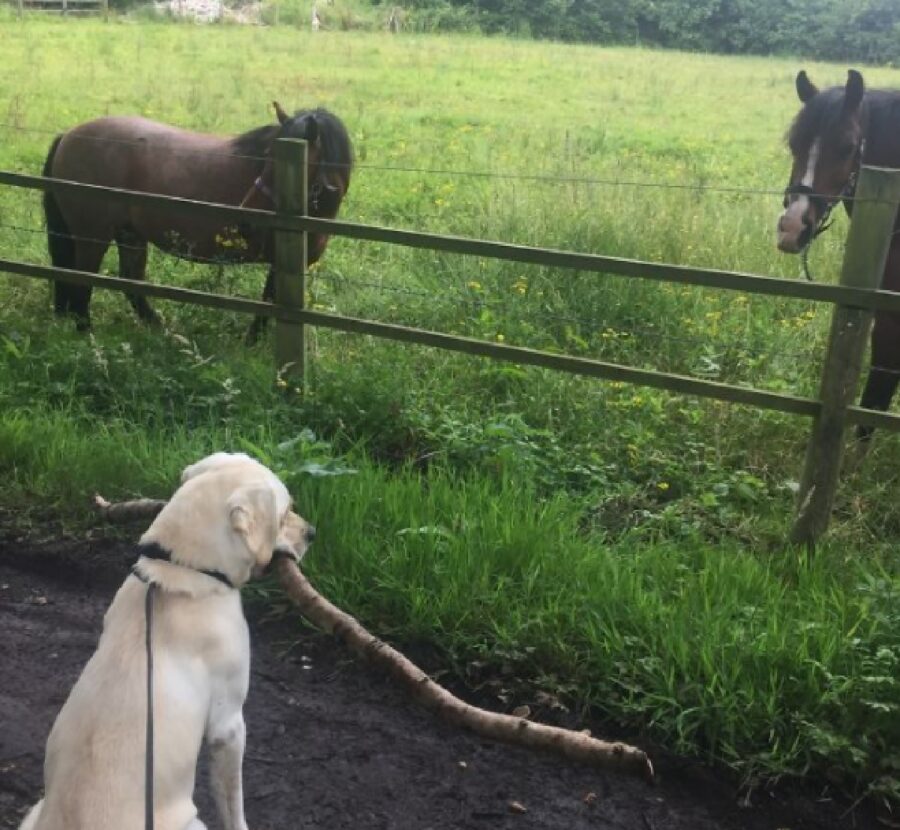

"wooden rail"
[16,0,107,16]
[4,169,900,312]
[2,149,900,544]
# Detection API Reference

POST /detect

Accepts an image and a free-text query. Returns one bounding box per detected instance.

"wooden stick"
[93,494,166,524]
[95,494,654,782]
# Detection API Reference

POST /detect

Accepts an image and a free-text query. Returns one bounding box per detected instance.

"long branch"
[95,493,654,781]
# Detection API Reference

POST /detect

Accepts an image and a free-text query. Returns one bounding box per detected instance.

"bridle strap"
[239,175,276,209]
[786,137,866,281]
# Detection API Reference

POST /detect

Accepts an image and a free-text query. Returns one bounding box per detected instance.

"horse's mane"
[229,108,353,184]
[231,124,280,161]
[308,107,354,186]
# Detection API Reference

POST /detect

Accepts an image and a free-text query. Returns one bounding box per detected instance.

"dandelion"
[467,281,482,291]
[657,481,670,491]
[496,333,505,343]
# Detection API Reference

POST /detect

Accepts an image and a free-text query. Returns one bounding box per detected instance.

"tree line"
[397,0,900,65]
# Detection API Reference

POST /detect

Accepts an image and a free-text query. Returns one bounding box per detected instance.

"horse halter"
[783,137,866,280]
[239,174,276,209]
[240,172,337,213]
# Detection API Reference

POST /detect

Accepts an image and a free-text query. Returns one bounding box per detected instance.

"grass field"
[1,15,900,804]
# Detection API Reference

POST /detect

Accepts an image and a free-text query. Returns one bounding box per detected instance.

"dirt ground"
[0,531,884,830]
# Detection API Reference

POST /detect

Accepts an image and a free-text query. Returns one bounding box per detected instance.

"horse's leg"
[856,311,900,442]
[65,239,109,332]
[244,266,275,345]
[856,240,900,443]
[116,228,160,326]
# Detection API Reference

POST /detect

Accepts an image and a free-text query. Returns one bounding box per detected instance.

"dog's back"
[25,575,248,830]
[21,452,310,830]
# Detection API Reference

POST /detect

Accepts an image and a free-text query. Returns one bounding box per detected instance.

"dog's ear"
[228,485,278,563]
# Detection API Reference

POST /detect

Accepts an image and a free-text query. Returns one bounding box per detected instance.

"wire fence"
[0,120,889,205]
[0,214,836,383]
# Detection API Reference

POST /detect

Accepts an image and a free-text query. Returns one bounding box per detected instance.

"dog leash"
[132,544,236,830]
[144,580,156,830]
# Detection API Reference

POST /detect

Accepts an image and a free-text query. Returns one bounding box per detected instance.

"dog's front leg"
[207,712,249,830]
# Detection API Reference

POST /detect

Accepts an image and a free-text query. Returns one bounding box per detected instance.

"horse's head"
[272,102,352,221]
[776,69,866,254]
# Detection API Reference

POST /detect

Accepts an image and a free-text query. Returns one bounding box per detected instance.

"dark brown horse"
[42,103,353,340]
[777,69,900,441]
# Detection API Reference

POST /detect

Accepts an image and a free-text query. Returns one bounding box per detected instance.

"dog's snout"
[305,525,316,543]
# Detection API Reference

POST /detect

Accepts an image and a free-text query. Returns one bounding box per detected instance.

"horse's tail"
[43,135,73,268]
[42,135,77,315]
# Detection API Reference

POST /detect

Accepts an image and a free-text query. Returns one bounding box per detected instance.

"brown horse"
[777,69,900,441]
[42,103,353,340]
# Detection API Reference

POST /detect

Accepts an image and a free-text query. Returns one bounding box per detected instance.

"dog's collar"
[133,541,235,590]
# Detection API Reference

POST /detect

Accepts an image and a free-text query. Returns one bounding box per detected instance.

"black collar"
[133,541,235,590]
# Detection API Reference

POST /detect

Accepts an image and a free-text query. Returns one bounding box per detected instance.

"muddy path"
[0,533,881,829]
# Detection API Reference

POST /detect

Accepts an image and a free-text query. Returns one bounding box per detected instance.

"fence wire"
[0,217,827,373]
[0,121,887,204]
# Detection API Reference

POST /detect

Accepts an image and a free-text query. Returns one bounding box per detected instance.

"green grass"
[1,17,900,804]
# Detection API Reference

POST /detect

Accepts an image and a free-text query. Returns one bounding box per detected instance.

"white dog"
[20,452,314,830]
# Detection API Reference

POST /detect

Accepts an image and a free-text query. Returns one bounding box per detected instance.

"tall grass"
[1,18,900,801]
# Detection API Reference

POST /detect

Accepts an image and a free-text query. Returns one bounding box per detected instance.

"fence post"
[790,166,900,546]
[273,137,308,382]
[102,0,108,22]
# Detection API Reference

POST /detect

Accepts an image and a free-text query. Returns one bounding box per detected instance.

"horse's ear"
[796,70,818,104]
[844,69,865,114]
[273,101,290,126]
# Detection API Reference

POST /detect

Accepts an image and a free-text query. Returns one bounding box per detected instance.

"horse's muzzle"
[776,210,812,254]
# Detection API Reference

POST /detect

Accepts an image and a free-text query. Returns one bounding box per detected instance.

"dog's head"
[141,452,314,588]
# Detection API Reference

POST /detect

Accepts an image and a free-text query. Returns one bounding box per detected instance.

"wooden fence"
[15,0,107,16]
[1,138,900,544]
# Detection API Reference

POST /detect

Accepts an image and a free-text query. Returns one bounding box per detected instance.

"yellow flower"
[496,333,505,343]
[467,281,482,291]
[657,481,670,491]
